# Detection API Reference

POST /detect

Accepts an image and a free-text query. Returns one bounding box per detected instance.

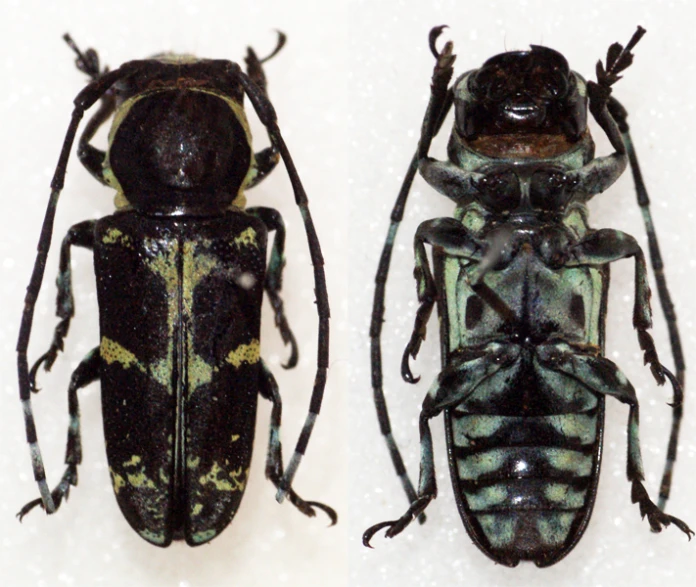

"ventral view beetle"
[365,26,692,566]
[17,33,335,547]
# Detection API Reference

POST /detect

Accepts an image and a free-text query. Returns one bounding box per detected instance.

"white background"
[1,0,696,586]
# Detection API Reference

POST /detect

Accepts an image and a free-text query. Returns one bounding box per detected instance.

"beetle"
[17,33,335,547]
[365,26,692,567]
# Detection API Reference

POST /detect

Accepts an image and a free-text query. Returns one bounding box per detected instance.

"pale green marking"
[192,503,204,516]
[226,340,260,368]
[139,529,166,545]
[546,448,593,476]
[187,456,201,469]
[457,449,507,480]
[452,416,505,447]
[127,470,157,489]
[182,241,218,316]
[191,529,217,544]
[123,455,157,490]
[102,227,132,247]
[199,462,247,492]
[544,483,586,508]
[231,434,240,442]
[149,358,171,388]
[233,226,258,248]
[188,352,214,392]
[182,241,219,396]
[476,513,515,547]
[537,512,575,545]
[159,468,170,484]
[547,414,597,445]
[100,337,146,373]
[144,239,179,395]
[110,468,126,495]
[459,206,487,235]
[465,484,508,511]
[123,455,141,467]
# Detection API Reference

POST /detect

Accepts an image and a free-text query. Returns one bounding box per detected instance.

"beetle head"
[454,46,588,158]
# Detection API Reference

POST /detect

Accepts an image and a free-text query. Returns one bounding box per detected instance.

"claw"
[428,26,448,58]
[305,500,338,526]
[363,520,397,548]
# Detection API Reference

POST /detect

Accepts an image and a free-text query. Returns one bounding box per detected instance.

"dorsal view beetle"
[366,26,691,566]
[17,33,335,547]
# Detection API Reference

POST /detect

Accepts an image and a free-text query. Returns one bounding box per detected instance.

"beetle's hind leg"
[608,95,686,511]
[18,347,100,520]
[364,343,518,546]
[258,360,337,525]
[29,220,95,389]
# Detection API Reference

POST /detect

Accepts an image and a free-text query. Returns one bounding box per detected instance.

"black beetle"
[366,26,691,566]
[17,33,335,546]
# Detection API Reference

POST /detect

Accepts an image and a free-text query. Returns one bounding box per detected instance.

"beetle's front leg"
[417,26,456,160]
[30,220,96,390]
[258,360,337,525]
[18,347,100,520]
[365,343,520,546]
[243,32,286,189]
[247,207,298,368]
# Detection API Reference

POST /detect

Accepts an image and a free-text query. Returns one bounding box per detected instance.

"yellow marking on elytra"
[100,337,146,373]
[123,455,142,467]
[188,349,214,392]
[110,468,126,495]
[187,456,201,469]
[102,227,132,247]
[233,227,258,248]
[199,462,247,492]
[231,434,240,443]
[192,503,204,516]
[122,454,157,490]
[225,340,260,368]
[149,358,171,389]
[127,469,157,490]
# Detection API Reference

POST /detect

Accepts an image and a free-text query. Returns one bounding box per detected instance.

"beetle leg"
[247,207,298,368]
[364,343,520,546]
[402,218,487,383]
[258,360,337,525]
[246,146,280,190]
[18,347,100,520]
[567,228,668,386]
[366,28,457,524]
[75,94,115,186]
[242,33,286,190]
[607,96,685,510]
[29,220,96,391]
[536,345,693,539]
[236,71,332,503]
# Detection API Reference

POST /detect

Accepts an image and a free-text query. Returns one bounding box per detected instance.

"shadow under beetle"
[365,26,692,567]
[17,33,336,547]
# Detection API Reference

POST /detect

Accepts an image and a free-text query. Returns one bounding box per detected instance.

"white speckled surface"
[2,1,695,586]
